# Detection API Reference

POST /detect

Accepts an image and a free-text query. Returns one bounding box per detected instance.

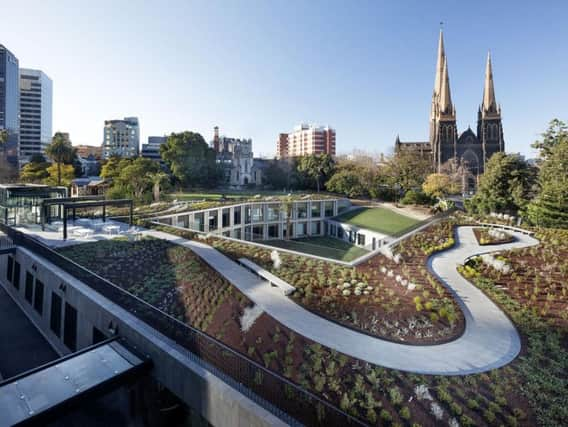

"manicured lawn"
[259,236,369,262]
[335,206,421,236]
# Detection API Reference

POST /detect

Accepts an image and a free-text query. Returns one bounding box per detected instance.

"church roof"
[482,52,498,115]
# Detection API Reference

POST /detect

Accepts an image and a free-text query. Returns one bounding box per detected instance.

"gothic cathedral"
[395,30,505,191]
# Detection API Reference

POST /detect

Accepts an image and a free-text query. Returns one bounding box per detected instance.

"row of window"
[6,255,79,351]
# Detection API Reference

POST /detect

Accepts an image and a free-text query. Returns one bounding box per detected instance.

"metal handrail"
[0,223,367,427]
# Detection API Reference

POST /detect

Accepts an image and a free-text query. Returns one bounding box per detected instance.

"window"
[193,212,204,232]
[208,210,218,231]
[311,222,321,235]
[233,207,242,225]
[50,293,62,337]
[252,225,263,240]
[34,280,44,315]
[296,222,307,237]
[251,206,263,222]
[244,206,251,224]
[324,201,334,217]
[296,203,308,219]
[311,202,321,218]
[357,234,366,246]
[267,204,279,221]
[63,303,78,351]
[6,255,13,283]
[222,208,230,228]
[268,224,279,238]
[92,326,106,345]
[25,272,34,304]
[13,261,20,289]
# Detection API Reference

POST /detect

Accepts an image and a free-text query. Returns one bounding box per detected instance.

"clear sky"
[3,0,566,158]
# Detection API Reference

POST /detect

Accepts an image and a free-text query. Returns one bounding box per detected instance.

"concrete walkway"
[144,227,538,375]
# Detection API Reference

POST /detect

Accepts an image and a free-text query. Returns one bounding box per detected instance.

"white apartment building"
[102,117,139,159]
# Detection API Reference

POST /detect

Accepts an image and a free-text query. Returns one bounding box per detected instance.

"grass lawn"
[334,206,421,236]
[259,236,368,262]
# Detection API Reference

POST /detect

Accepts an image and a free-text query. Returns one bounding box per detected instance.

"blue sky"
[3,0,566,158]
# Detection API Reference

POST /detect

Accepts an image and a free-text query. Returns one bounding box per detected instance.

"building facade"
[102,117,139,159]
[395,31,505,190]
[277,124,336,158]
[211,127,256,187]
[0,44,20,168]
[19,69,53,165]
[141,136,167,162]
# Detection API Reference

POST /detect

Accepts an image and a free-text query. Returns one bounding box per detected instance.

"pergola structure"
[40,197,133,239]
[40,196,105,229]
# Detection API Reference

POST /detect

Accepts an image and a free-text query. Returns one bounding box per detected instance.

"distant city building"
[277,124,336,158]
[0,44,20,168]
[141,136,167,162]
[276,133,288,159]
[75,145,102,160]
[395,30,505,191]
[102,117,139,159]
[210,127,257,187]
[19,69,53,165]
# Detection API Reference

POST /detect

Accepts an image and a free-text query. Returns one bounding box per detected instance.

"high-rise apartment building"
[276,124,336,158]
[276,133,288,159]
[102,117,139,159]
[19,69,53,164]
[0,44,20,168]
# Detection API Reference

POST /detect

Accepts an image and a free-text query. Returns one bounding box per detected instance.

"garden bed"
[457,228,568,427]
[473,228,515,245]
[206,221,465,345]
[55,233,544,426]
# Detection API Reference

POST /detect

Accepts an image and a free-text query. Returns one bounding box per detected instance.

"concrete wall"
[0,249,291,427]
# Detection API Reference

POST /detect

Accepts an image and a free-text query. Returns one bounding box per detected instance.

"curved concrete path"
[146,226,538,375]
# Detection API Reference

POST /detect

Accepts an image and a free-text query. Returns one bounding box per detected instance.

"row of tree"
[465,119,567,228]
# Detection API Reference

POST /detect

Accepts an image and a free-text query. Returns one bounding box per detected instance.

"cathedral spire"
[439,56,453,113]
[433,29,445,98]
[482,51,497,114]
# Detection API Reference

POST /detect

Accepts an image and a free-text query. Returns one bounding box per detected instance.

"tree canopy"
[112,158,160,202]
[20,157,50,183]
[160,132,220,188]
[527,123,568,228]
[422,173,460,199]
[45,132,76,186]
[44,163,75,187]
[466,153,536,215]
[531,119,568,161]
[297,154,335,192]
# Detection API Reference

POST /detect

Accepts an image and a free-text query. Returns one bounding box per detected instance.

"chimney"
[213,126,220,152]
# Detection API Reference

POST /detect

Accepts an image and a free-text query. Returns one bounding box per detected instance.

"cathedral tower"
[477,52,504,171]
[429,30,458,172]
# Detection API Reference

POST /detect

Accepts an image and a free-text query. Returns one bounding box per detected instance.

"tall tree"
[466,153,536,215]
[527,130,568,228]
[149,171,170,202]
[100,156,131,180]
[297,154,335,192]
[44,163,75,187]
[20,154,50,183]
[531,119,568,161]
[160,132,220,188]
[422,173,460,199]
[384,151,432,195]
[115,158,160,201]
[45,132,76,186]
